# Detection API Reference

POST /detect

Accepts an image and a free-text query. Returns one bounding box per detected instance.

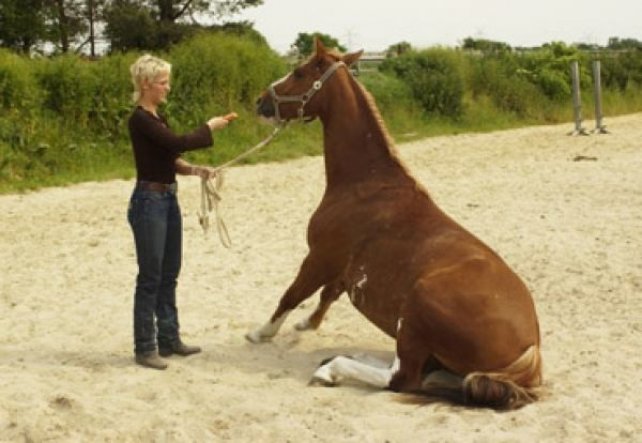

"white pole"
[569,61,588,135]
[592,59,608,134]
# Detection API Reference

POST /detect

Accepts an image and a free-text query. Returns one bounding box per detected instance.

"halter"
[268,61,346,122]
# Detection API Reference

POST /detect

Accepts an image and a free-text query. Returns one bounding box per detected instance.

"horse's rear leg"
[246,254,330,343]
[295,281,344,331]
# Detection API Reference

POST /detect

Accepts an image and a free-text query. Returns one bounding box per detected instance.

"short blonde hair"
[129,54,172,103]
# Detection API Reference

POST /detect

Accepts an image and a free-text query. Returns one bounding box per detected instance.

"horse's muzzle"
[256,95,275,119]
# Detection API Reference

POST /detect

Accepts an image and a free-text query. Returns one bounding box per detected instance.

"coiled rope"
[198,124,283,247]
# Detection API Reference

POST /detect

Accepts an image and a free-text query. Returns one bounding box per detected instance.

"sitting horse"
[248,39,542,410]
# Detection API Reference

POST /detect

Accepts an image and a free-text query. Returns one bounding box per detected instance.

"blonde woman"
[127,54,229,370]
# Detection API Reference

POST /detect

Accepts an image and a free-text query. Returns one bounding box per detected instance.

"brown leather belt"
[137,181,177,193]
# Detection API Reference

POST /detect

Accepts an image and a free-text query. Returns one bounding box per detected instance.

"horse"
[248,39,542,410]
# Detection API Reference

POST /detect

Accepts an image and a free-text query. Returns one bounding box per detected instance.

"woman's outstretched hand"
[207,112,238,130]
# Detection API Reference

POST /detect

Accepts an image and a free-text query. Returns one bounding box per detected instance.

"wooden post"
[592,59,608,134]
[568,61,589,135]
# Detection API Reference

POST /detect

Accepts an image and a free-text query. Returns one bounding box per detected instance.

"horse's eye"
[293,68,304,79]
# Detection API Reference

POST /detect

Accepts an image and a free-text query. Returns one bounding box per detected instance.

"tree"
[104,0,158,51]
[152,0,262,22]
[0,0,47,53]
[462,37,512,54]
[104,0,263,51]
[46,0,88,54]
[607,37,642,50]
[292,32,346,58]
[0,0,264,54]
[386,41,412,58]
[0,0,107,54]
[82,0,108,57]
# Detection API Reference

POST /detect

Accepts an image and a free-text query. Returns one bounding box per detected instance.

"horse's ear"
[315,38,327,56]
[342,49,364,67]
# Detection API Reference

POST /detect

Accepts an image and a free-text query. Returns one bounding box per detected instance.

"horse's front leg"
[246,254,331,343]
[295,280,344,331]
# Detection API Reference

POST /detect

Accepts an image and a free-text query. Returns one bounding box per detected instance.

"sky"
[230,0,642,54]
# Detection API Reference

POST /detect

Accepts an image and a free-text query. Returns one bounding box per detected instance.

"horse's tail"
[404,345,542,411]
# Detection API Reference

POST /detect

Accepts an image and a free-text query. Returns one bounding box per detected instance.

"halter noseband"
[268,60,346,122]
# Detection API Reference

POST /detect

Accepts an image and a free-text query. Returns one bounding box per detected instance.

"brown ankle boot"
[135,351,168,370]
[159,341,201,357]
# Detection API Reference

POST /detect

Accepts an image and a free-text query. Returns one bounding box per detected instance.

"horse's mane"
[315,48,416,181]
[354,81,397,154]
[350,69,416,179]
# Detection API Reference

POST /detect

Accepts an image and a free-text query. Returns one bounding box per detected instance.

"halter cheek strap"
[268,61,346,122]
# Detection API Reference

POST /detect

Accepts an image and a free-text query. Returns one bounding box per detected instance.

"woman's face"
[143,71,171,105]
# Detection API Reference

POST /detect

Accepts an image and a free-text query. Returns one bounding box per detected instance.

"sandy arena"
[1,114,640,442]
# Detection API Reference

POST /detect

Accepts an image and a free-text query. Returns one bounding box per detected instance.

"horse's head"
[256,39,363,123]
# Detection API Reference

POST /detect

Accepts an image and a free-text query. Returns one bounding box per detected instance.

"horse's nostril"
[256,97,275,118]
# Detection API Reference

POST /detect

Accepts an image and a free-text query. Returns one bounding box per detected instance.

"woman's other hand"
[193,165,218,179]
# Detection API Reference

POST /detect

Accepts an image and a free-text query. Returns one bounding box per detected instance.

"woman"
[127,54,230,370]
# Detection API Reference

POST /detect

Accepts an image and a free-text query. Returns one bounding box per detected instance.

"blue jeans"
[128,184,182,354]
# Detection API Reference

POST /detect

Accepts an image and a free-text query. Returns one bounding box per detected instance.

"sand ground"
[1,114,641,442]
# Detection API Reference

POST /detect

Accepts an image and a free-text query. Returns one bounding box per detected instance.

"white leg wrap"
[311,355,399,388]
[294,317,312,331]
[245,310,291,343]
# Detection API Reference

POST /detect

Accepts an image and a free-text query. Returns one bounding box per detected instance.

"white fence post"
[569,60,589,135]
[592,59,608,134]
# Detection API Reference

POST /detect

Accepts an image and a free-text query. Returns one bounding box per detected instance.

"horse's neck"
[320,80,409,189]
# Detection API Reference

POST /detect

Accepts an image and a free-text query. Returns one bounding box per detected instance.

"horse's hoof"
[308,375,337,387]
[294,319,311,331]
[310,363,338,386]
[318,356,336,367]
[245,331,271,344]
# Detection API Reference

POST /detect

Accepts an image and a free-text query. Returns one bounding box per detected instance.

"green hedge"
[1,36,642,192]
[380,48,465,118]
[0,32,288,187]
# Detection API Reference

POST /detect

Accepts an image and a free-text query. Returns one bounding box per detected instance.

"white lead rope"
[198,125,283,247]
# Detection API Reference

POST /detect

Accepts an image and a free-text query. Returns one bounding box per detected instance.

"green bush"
[0,31,290,191]
[2,35,642,193]
[516,43,588,101]
[0,49,37,110]
[467,56,540,116]
[359,70,425,134]
[86,53,137,135]
[360,70,417,111]
[380,49,464,117]
[167,32,285,128]
[35,55,98,125]
[601,51,642,91]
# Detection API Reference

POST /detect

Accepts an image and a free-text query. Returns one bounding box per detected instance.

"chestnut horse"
[248,39,542,410]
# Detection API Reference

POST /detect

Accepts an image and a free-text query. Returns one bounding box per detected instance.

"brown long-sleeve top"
[128,106,213,184]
